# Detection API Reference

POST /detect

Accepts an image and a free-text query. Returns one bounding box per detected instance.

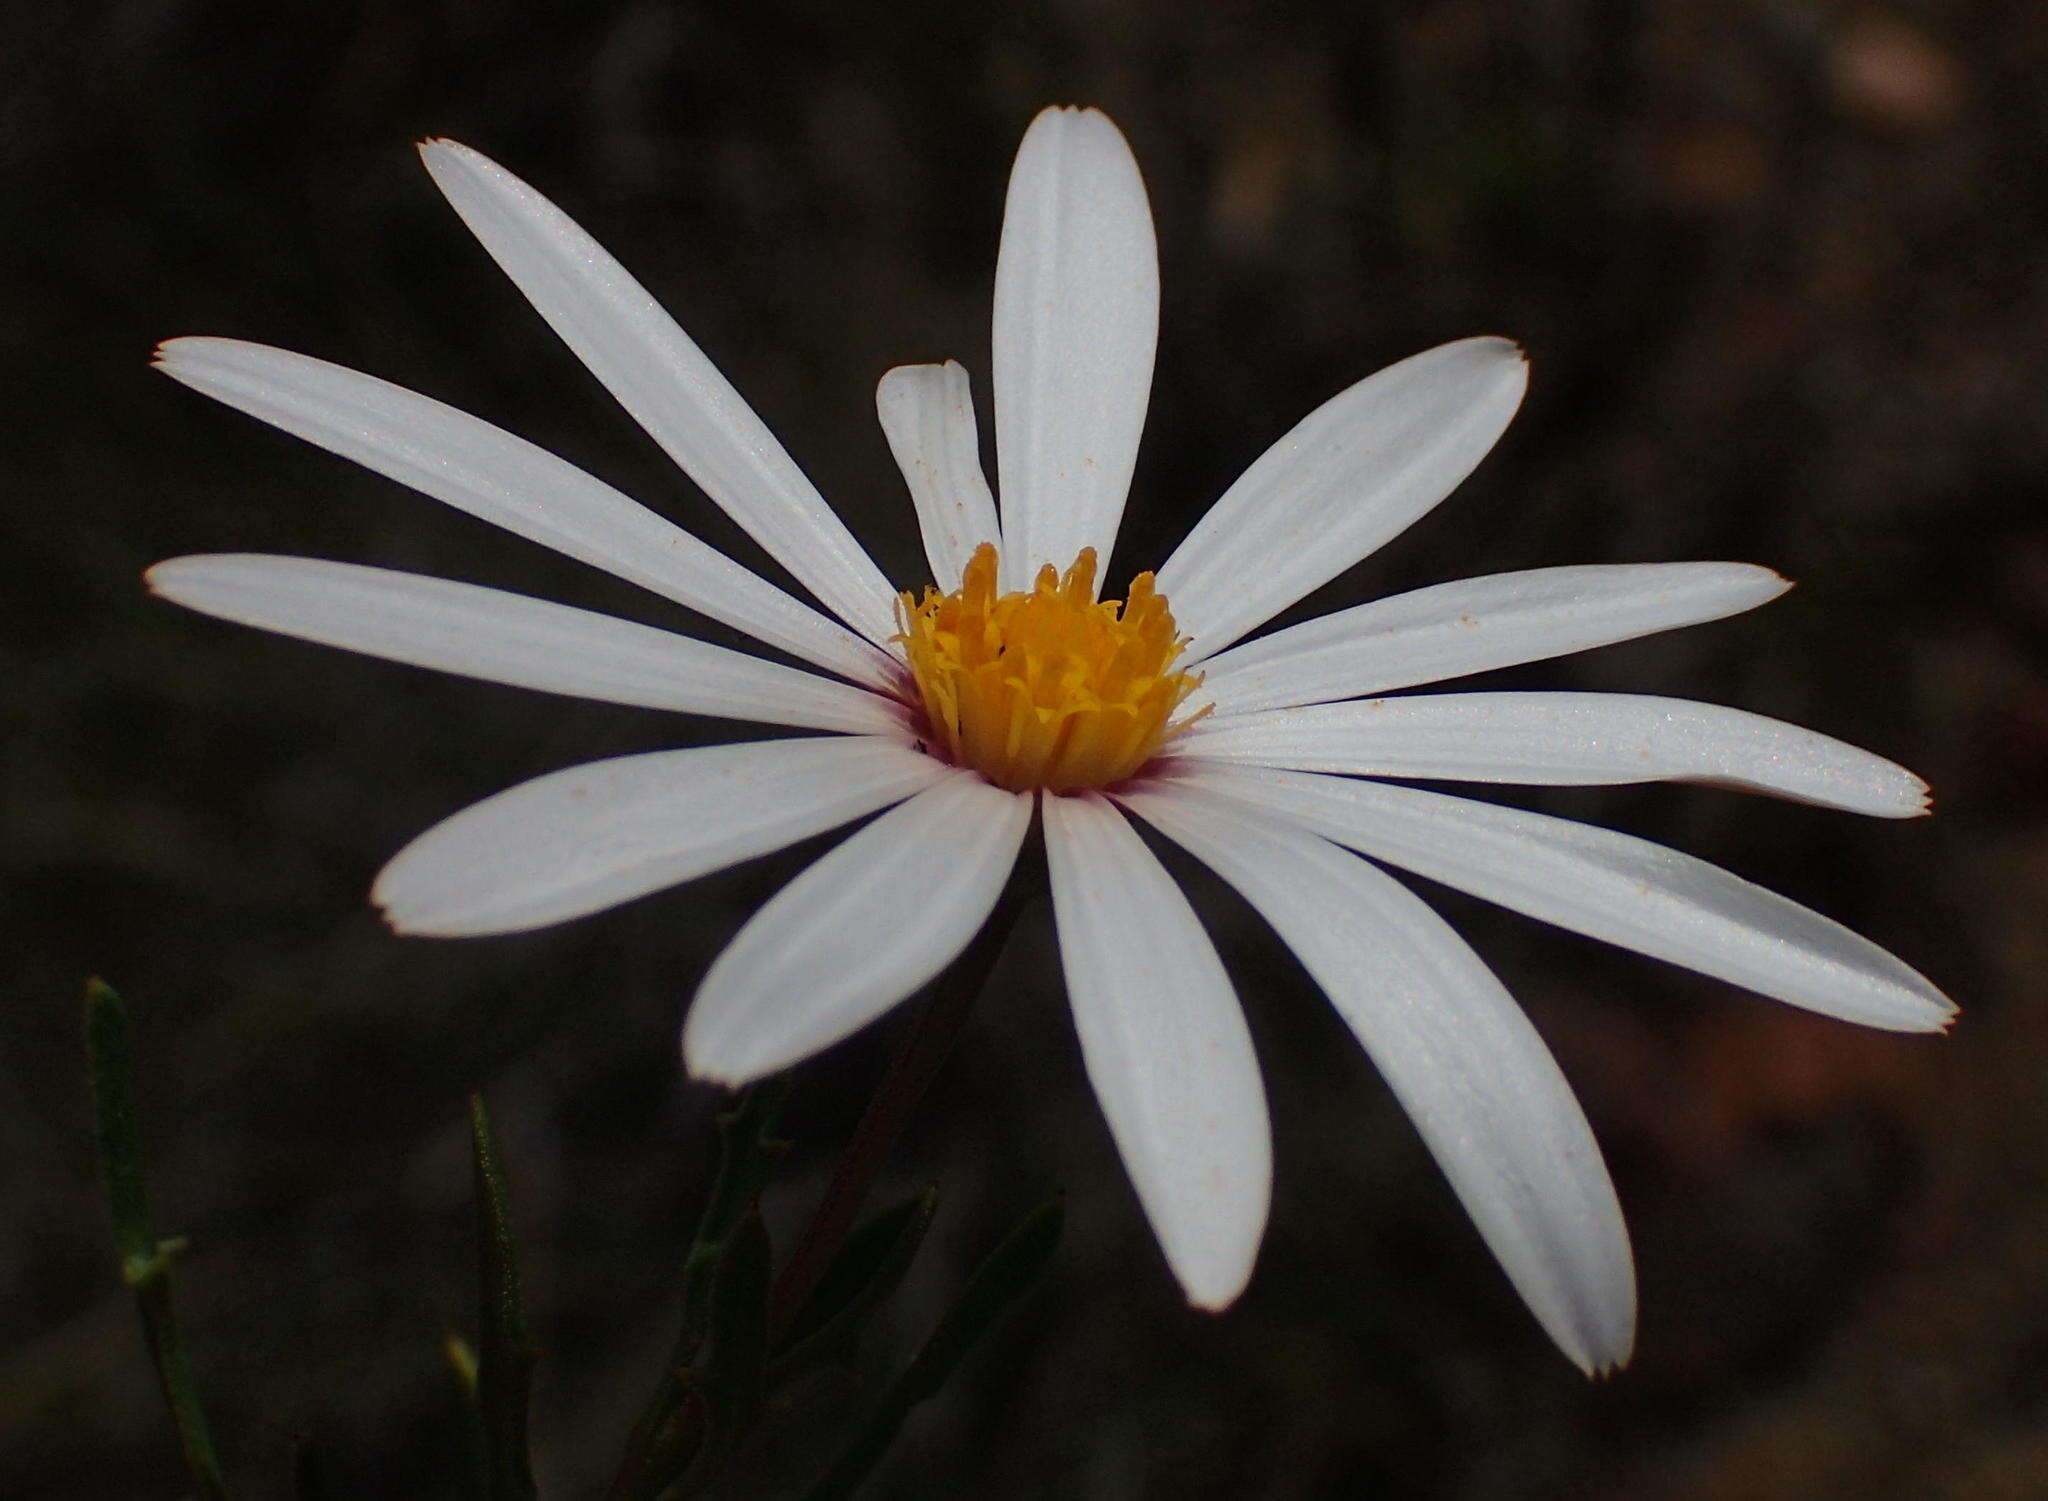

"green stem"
[608,1081,789,1500]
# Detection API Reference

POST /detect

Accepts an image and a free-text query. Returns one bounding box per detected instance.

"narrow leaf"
[772,1187,940,1378]
[85,978,231,1500]
[678,1082,791,1355]
[804,1197,1063,1501]
[677,1206,773,1487]
[469,1094,538,1501]
[609,1080,789,1500]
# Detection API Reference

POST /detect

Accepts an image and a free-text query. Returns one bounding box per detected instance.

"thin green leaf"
[677,1081,791,1355]
[85,978,231,1500]
[772,1187,940,1379]
[666,1206,773,1494]
[609,1080,789,1500]
[803,1197,1064,1501]
[469,1094,538,1501]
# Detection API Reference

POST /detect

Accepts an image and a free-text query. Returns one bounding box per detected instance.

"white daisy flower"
[149,106,1952,1375]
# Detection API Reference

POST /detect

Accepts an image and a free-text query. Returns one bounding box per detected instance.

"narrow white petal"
[683,774,1030,1083]
[1178,692,1930,818]
[155,337,899,690]
[992,108,1159,593]
[1158,338,1529,662]
[1119,783,1635,1373]
[876,361,1002,590]
[147,555,907,736]
[1199,563,1791,716]
[1041,792,1269,1308]
[418,139,899,646]
[1170,762,1955,1032]
[375,737,946,936]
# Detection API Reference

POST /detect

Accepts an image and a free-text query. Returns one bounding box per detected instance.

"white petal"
[1199,563,1791,716]
[683,774,1030,1083]
[1041,791,1269,1308]
[1170,762,1955,1032]
[375,737,946,936]
[992,107,1159,593]
[1178,691,1930,818]
[155,337,898,691]
[418,139,899,647]
[876,361,1002,590]
[1158,338,1529,662]
[1118,782,1635,1373]
[147,555,906,736]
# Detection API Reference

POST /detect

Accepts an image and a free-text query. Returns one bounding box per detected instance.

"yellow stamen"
[896,543,1210,792]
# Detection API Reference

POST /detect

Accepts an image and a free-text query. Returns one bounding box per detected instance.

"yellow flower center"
[896,543,1209,793]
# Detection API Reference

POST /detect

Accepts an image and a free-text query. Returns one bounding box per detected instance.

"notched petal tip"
[1912,994,1961,1033]
[416,137,491,183]
[1455,333,1530,369]
[1438,334,1532,406]
[1876,769,1936,819]
[875,361,936,402]
[878,357,970,385]
[1714,562,1797,604]
[1019,103,1139,158]
[1562,1319,1635,1379]
[152,334,235,372]
[1855,984,1956,1034]
[152,334,252,373]
[370,891,469,940]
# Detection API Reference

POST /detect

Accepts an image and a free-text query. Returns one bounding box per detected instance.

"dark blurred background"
[7,1,2047,1496]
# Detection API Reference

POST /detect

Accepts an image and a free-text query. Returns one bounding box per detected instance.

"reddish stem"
[767,870,1034,1340]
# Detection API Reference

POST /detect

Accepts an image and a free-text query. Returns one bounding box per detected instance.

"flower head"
[896,543,1206,791]
[150,106,1952,1374]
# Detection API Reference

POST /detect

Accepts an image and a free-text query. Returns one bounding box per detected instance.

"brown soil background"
[7,2,2047,1496]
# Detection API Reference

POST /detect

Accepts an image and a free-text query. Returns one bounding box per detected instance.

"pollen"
[896,543,1210,793]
